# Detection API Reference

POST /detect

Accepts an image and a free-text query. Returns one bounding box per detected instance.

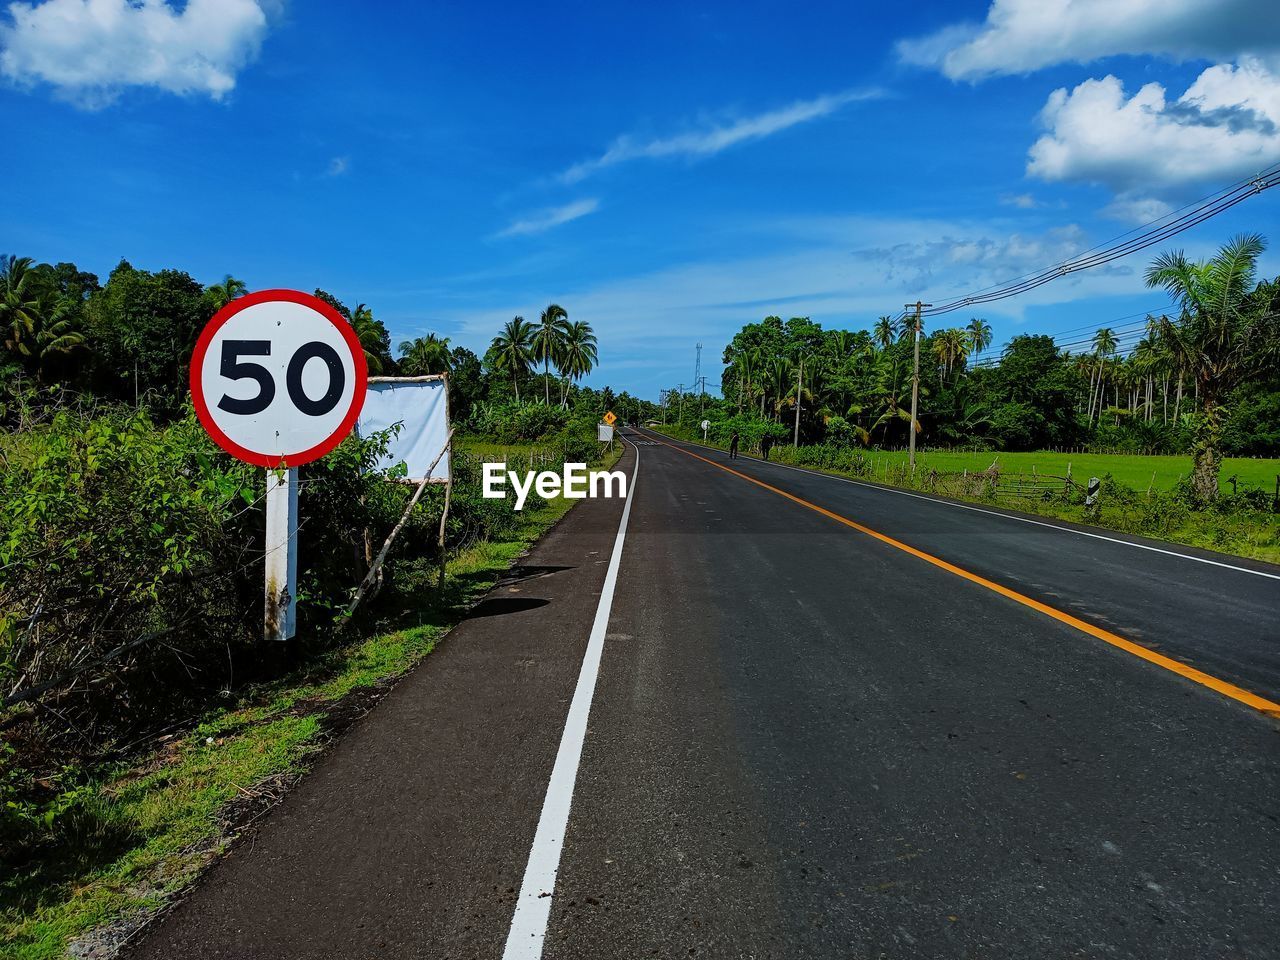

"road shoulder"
[124,444,638,960]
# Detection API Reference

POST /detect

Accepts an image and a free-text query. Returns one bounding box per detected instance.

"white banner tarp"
[356,377,451,482]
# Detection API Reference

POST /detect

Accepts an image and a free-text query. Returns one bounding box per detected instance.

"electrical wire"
[890,161,1280,326]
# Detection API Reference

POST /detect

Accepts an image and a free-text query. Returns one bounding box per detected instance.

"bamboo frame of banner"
[345,374,455,619]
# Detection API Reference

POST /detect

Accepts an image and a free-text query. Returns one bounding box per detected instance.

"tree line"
[667,235,1279,501]
[0,255,640,428]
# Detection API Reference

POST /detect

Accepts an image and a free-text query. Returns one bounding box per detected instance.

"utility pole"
[697,375,707,416]
[793,354,803,447]
[677,382,685,425]
[905,301,931,473]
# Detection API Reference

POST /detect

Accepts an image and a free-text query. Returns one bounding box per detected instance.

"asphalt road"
[130,429,1280,959]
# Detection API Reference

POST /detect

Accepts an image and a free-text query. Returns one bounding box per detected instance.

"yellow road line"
[650,433,1280,719]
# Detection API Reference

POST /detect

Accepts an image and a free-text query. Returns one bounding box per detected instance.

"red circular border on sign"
[190,289,369,468]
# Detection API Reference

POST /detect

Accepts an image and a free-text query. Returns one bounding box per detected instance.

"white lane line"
[502,436,640,960]
[647,431,1280,583]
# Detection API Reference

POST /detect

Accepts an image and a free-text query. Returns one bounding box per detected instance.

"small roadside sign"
[597,423,614,442]
[603,410,617,426]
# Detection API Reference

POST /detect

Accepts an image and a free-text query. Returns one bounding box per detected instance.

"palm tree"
[764,356,792,421]
[1087,327,1118,423]
[873,315,895,351]
[349,303,389,375]
[1,258,85,379]
[826,330,854,364]
[965,317,992,359]
[30,293,85,376]
[1144,233,1280,500]
[490,316,536,402]
[734,348,756,413]
[869,352,920,444]
[932,328,970,380]
[1,255,39,357]
[398,333,452,376]
[559,319,597,405]
[534,303,569,405]
[207,275,248,310]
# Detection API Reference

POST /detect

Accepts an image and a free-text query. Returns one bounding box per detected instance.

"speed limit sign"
[190,289,369,645]
[190,289,368,467]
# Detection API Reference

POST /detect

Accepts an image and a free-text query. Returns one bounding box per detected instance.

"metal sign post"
[264,467,299,642]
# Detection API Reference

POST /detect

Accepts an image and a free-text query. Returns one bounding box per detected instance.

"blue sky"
[2,0,1279,397]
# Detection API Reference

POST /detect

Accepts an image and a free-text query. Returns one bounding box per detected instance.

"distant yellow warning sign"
[603,410,617,426]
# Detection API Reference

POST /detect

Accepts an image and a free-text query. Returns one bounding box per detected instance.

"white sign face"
[597,423,614,442]
[357,378,452,482]
[191,291,368,467]
[701,419,710,430]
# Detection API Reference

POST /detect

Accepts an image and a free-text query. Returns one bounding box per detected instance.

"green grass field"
[857,450,1280,493]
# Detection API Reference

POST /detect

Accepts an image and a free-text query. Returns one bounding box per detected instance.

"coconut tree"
[534,303,569,405]
[490,316,536,402]
[873,315,896,351]
[826,329,855,365]
[30,293,85,376]
[965,317,992,360]
[764,356,792,421]
[734,347,757,413]
[1,255,39,357]
[207,275,248,310]
[869,352,920,444]
[932,328,970,381]
[558,319,597,406]
[1144,233,1280,500]
[349,303,391,375]
[398,333,452,375]
[1087,327,1118,423]
[2,259,85,379]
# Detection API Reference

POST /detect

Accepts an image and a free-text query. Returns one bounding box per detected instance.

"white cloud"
[1028,58,1280,192]
[496,198,600,238]
[1000,192,1040,209]
[898,0,1280,81]
[560,88,881,183]
[1101,194,1175,224]
[0,0,270,107]
[326,156,350,177]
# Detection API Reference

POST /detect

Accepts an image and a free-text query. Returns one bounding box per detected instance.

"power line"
[892,161,1280,326]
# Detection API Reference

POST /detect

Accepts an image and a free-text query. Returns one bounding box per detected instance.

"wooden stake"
[346,430,454,619]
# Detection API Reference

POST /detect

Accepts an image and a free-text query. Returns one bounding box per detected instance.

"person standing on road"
[760,434,772,461]
[729,431,740,460]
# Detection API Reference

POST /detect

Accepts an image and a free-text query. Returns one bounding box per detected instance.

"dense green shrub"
[0,408,403,737]
[1,410,251,720]
[471,401,569,442]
